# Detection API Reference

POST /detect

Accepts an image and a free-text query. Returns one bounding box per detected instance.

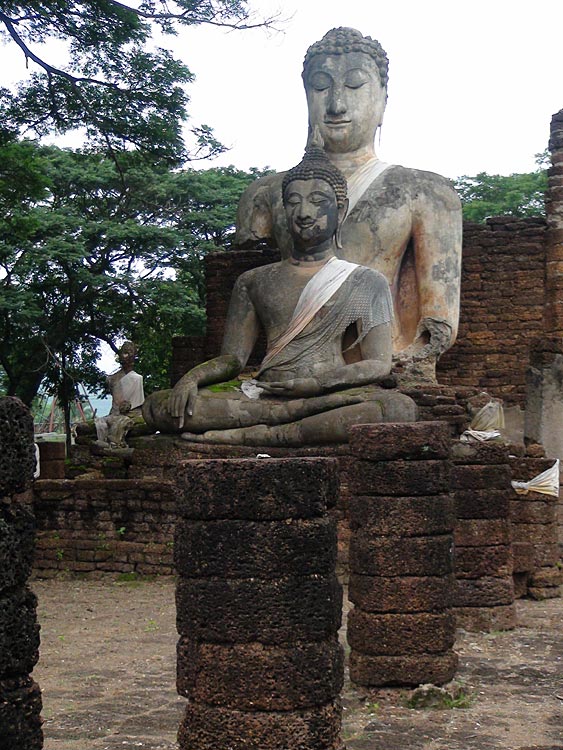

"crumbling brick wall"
[33,479,176,576]
[439,217,546,405]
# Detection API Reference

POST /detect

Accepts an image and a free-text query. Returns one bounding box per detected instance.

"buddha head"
[282,137,348,254]
[302,27,389,154]
[118,341,137,372]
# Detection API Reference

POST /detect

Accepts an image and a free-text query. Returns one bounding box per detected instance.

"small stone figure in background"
[95,341,144,449]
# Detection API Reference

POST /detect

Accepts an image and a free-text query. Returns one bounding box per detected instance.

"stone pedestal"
[450,442,516,631]
[0,397,43,750]
[174,457,345,750]
[346,422,458,687]
[509,456,562,599]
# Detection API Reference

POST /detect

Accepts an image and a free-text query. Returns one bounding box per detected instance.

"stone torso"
[235,165,461,352]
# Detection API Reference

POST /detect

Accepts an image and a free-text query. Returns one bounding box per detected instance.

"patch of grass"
[144,618,159,633]
[404,685,474,710]
[207,380,240,393]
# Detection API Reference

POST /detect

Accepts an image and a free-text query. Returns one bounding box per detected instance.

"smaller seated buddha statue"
[95,341,145,448]
[142,141,416,446]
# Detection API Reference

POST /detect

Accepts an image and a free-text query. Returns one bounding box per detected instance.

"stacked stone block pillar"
[174,457,345,750]
[0,398,42,749]
[509,456,562,599]
[450,442,516,631]
[347,422,458,687]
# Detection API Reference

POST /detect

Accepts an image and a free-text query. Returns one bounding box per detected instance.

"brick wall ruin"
[33,479,176,577]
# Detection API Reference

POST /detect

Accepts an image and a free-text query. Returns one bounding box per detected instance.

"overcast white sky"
[177,0,563,178]
[1,0,562,179]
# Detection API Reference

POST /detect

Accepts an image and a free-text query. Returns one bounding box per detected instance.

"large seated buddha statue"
[235,27,462,381]
[142,142,416,446]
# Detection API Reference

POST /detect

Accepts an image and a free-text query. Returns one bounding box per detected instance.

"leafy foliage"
[0,138,263,406]
[0,1,276,160]
[454,152,548,223]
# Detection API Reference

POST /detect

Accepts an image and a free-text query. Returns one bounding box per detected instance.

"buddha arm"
[411,177,462,356]
[168,275,259,427]
[316,321,392,391]
[259,322,392,397]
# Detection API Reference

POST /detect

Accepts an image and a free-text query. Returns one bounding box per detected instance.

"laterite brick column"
[174,458,345,750]
[509,456,562,599]
[450,442,516,631]
[347,422,458,687]
[0,398,42,749]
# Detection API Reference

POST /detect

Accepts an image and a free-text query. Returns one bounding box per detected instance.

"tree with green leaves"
[454,152,548,223]
[0,1,277,161]
[0,139,264,417]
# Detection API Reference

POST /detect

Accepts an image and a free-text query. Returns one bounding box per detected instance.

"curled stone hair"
[282,138,348,209]
[302,27,389,89]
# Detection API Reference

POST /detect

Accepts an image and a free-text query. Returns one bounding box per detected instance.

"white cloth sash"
[259,257,358,373]
[347,158,392,216]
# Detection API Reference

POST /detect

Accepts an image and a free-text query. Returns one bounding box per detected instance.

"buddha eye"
[308,71,332,92]
[345,68,369,89]
[285,194,301,207]
[309,192,330,205]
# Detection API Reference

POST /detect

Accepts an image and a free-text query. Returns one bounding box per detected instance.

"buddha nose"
[327,84,346,115]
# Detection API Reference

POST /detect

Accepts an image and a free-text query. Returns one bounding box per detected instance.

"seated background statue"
[95,341,145,448]
[235,27,462,381]
[142,143,416,446]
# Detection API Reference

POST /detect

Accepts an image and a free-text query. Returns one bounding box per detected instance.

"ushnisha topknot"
[302,27,389,89]
[282,135,348,209]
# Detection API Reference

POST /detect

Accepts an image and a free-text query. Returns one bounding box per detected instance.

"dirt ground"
[32,576,563,750]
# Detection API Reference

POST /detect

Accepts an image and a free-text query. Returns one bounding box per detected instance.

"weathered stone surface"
[533,543,560,567]
[454,518,511,547]
[450,464,512,490]
[511,523,558,545]
[0,503,36,594]
[450,442,510,465]
[454,545,513,579]
[349,459,450,497]
[454,489,510,519]
[510,499,557,524]
[176,575,342,644]
[0,588,39,678]
[37,441,65,461]
[175,457,339,520]
[0,675,43,750]
[0,398,35,498]
[347,610,455,655]
[348,422,450,461]
[453,577,515,607]
[177,638,343,710]
[174,517,336,578]
[513,572,529,599]
[529,567,563,587]
[349,534,453,577]
[512,541,536,572]
[349,651,458,687]
[454,604,517,631]
[178,699,344,750]
[349,495,454,536]
[348,574,454,613]
[528,585,561,600]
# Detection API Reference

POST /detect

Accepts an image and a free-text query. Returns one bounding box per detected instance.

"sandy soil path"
[32,577,563,750]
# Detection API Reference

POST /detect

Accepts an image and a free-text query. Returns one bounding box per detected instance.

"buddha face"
[119,342,136,371]
[283,177,342,254]
[304,52,386,154]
